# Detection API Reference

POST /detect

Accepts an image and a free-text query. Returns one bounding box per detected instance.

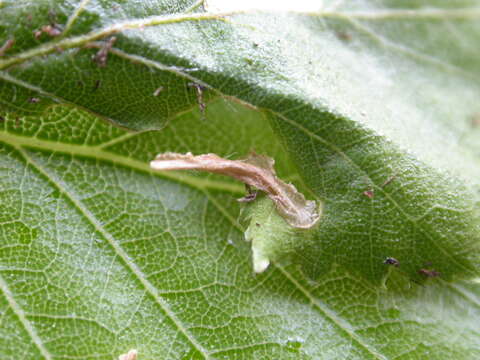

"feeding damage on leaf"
[241,195,309,273]
[150,152,321,274]
[150,152,320,229]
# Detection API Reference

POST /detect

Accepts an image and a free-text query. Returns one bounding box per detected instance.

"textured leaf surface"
[1,0,480,359]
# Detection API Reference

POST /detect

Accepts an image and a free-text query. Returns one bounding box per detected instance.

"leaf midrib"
[0,128,244,194]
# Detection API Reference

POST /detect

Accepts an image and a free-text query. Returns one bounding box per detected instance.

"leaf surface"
[1,0,480,359]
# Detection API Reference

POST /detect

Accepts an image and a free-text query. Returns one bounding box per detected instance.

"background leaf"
[1,0,480,359]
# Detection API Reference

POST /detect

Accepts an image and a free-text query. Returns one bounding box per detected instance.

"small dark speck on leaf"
[28,97,40,103]
[255,223,261,227]
[363,189,374,199]
[253,42,259,48]
[384,257,399,267]
[418,268,441,278]
[0,115,5,122]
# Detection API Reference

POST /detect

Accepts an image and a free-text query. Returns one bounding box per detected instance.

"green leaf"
[1,0,480,359]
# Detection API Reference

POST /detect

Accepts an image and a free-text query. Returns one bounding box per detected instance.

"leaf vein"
[272,110,476,276]
[342,17,477,79]
[61,0,93,37]
[0,130,244,194]
[13,145,213,360]
[0,12,235,70]
[0,273,53,360]
[203,189,387,359]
